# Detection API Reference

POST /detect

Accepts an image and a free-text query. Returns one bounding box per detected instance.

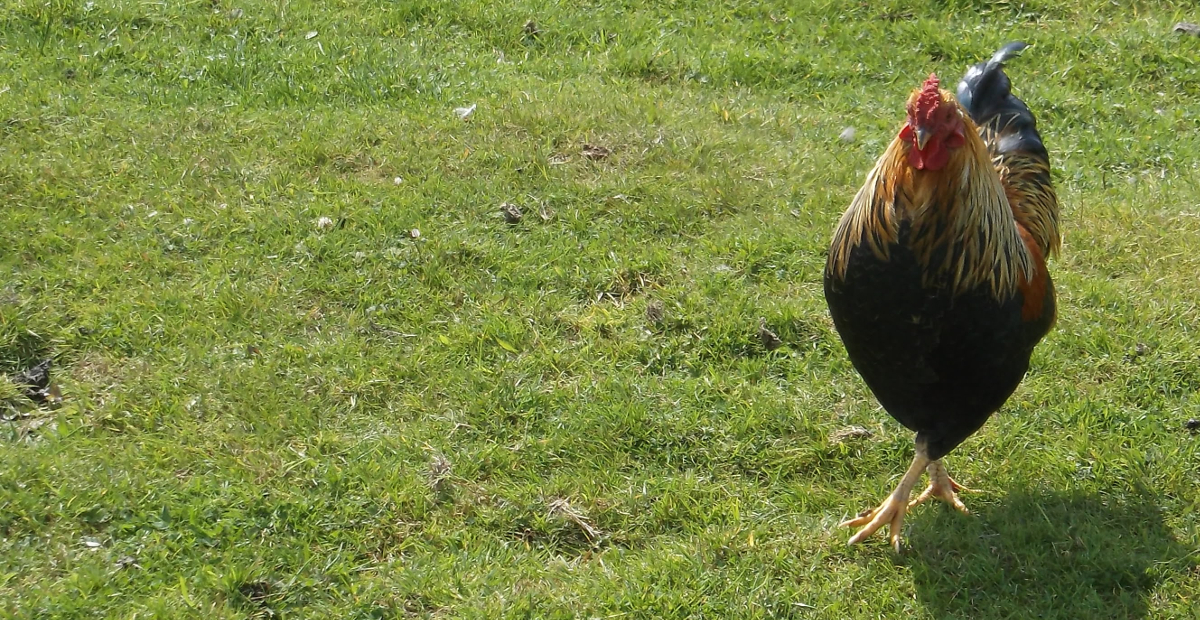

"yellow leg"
[908,459,970,514]
[840,450,930,552]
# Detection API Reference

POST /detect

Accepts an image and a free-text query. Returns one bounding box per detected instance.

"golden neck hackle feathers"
[980,121,1061,260]
[827,90,1037,299]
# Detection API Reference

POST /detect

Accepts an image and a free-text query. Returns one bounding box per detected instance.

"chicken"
[822,42,1060,551]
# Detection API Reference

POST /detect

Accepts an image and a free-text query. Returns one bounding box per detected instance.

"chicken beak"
[915,127,931,151]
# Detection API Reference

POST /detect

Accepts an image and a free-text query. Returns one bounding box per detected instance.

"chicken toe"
[841,491,912,552]
[908,459,969,514]
[841,451,930,552]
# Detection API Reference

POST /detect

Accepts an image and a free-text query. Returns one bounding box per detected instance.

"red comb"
[915,73,941,123]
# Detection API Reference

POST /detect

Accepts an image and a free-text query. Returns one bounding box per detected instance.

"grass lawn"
[3,0,1200,617]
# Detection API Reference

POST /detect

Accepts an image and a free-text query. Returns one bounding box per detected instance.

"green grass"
[3,0,1200,617]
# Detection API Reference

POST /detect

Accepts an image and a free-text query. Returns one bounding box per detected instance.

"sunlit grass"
[2,1,1199,618]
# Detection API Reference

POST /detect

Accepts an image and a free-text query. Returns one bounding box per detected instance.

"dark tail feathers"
[957,41,1059,260]
[956,41,1047,160]
[956,41,1028,117]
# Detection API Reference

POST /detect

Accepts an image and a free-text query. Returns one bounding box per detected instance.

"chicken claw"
[908,459,969,514]
[841,492,912,552]
[841,451,930,552]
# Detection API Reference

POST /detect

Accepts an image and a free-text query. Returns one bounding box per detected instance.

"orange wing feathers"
[1015,224,1052,323]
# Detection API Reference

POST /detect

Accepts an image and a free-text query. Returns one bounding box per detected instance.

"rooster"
[823,42,1060,551]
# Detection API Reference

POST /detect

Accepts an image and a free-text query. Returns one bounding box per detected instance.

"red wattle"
[909,146,928,170]
[907,139,949,171]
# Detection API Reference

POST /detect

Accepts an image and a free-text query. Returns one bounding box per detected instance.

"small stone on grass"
[500,202,523,223]
[830,426,874,444]
[1173,22,1200,36]
[759,320,783,351]
[646,300,665,324]
[582,144,611,160]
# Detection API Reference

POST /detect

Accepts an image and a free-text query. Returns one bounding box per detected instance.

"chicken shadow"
[904,485,1194,620]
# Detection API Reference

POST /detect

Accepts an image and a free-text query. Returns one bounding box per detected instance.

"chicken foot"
[908,459,970,513]
[840,451,930,552]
